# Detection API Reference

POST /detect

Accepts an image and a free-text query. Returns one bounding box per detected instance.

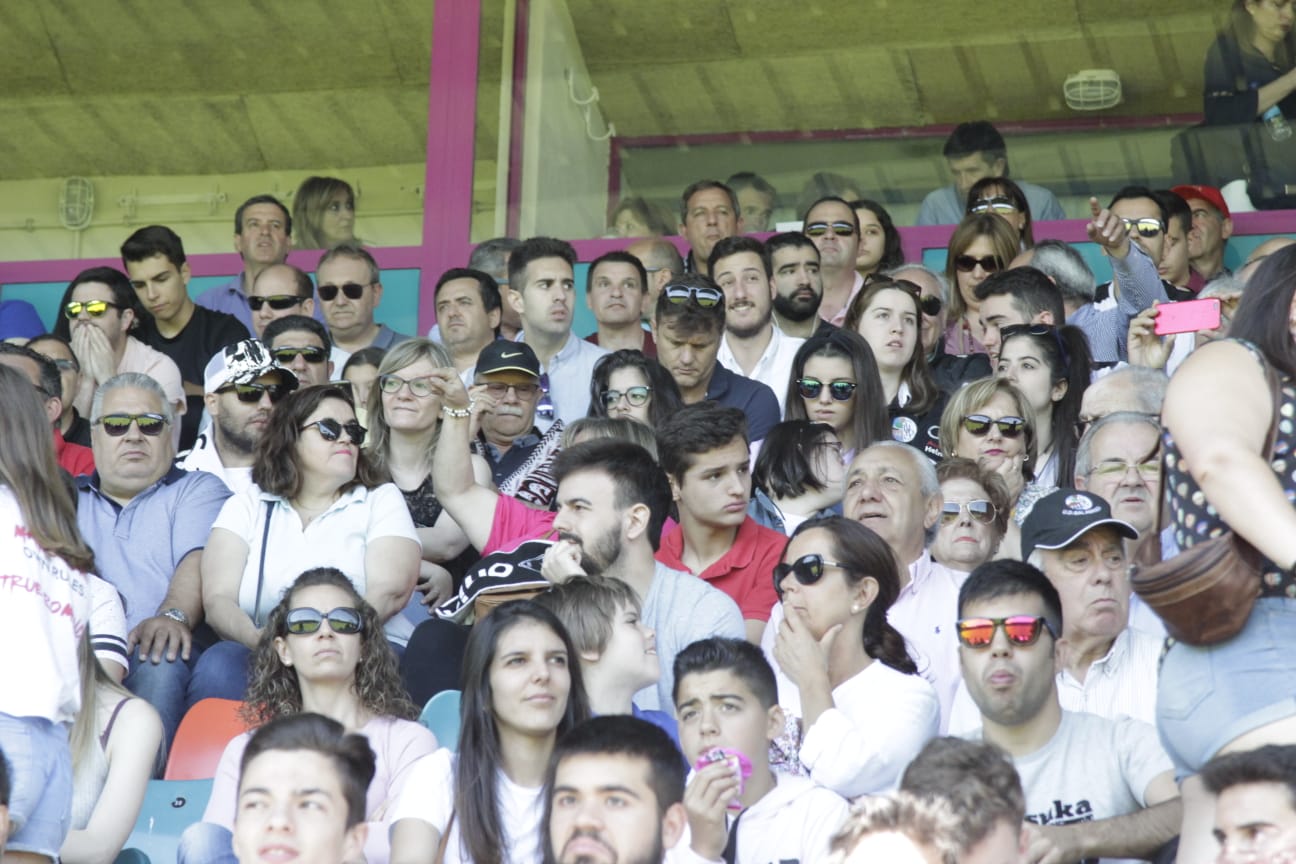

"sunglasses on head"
[961,414,1026,438]
[219,382,290,404]
[797,377,857,401]
[301,417,366,446]
[804,221,855,238]
[248,295,305,312]
[284,606,363,636]
[65,300,121,319]
[271,346,328,364]
[998,323,1055,341]
[602,385,651,408]
[317,282,368,302]
[953,254,1003,274]
[1120,217,1164,238]
[865,275,942,317]
[95,412,168,437]
[941,499,997,525]
[772,553,848,597]
[971,196,1019,216]
[956,615,1056,649]
[379,374,436,398]
[664,284,723,308]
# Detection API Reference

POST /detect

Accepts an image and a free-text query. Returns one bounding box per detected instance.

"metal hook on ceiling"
[564,68,616,142]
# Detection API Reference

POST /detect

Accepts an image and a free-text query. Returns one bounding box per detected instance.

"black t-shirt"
[139,305,250,450]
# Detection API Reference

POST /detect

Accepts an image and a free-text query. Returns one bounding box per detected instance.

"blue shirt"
[196,273,326,332]
[532,331,609,432]
[76,466,232,629]
[705,363,781,442]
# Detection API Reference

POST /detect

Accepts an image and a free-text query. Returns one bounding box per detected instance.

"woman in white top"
[764,516,939,799]
[62,633,162,864]
[201,383,421,683]
[180,567,436,864]
[389,601,591,864]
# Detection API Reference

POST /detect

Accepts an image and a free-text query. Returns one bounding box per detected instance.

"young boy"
[670,638,848,864]
[536,576,679,744]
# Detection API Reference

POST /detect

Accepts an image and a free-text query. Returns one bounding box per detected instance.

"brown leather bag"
[1129,361,1280,645]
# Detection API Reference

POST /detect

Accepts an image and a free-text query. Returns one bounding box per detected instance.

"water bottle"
[1263,105,1293,142]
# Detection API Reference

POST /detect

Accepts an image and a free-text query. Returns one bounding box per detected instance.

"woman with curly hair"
[179,568,437,864]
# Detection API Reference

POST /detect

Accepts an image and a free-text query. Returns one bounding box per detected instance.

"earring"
[851,603,862,614]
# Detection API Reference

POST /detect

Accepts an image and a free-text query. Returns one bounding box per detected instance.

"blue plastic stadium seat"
[418,690,462,752]
[120,778,214,864]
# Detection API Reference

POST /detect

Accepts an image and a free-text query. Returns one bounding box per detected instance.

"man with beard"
[957,560,1180,864]
[766,233,834,340]
[422,409,744,711]
[710,237,804,414]
[179,339,297,494]
[543,716,687,864]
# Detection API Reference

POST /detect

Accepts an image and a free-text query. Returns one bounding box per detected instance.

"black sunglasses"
[300,417,367,446]
[317,282,368,302]
[961,414,1026,438]
[804,221,855,238]
[773,553,848,598]
[248,295,306,312]
[272,346,328,364]
[797,377,857,401]
[95,412,168,437]
[218,382,291,404]
[953,254,1002,274]
[284,606,363,636]
[664,284,723,308]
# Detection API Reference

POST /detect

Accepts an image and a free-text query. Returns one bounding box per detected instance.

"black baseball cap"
[476,340,540,378]
[1020,489,1138,561]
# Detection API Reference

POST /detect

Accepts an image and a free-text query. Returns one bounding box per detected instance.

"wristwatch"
[160,608,190,627]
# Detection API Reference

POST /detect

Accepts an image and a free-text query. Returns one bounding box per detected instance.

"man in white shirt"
[709,237,804,413]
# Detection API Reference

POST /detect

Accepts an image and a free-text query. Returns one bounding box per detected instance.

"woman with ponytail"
[761,516,939,798]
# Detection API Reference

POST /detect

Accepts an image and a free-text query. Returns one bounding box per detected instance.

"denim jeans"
[177,821,236,864]
[126,640,251,750]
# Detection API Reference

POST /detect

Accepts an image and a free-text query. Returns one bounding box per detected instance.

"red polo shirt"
[656,516,785,621]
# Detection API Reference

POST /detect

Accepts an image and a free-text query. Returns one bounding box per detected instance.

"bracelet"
[441,402,473,419]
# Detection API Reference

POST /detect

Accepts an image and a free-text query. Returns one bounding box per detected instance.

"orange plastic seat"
[164,698,250,780]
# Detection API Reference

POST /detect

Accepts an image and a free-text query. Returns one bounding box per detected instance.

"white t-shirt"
[390,749,544,864]
[212,482,420,643]
[0,485,91,724]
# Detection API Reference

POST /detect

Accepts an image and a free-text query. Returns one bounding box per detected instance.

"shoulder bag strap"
[435,810,456,864]
[252,500,274,627]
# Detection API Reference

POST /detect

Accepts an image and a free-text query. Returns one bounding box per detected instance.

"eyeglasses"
[484,381,540,398]
[300,417,366,446]
[536,372,555,421]
[50,358,79,372]
[95,412,168,437]
[804,221,855,238]
[601,385,651,408]
[1119,217,1164,238]
[248,295,306,312]
[272,346,328,365]
[971,196,1019,216]
[218,383,290,404]
[797,377,857,401]
[284,606,363,636]
[956,616,1056,649]
[961,414,1026,438]
[940,499,997,525]
[772,553,848,597]
[317,282,368,302]
[953,255,1002,274]
[379,374,436,398]
[664,284,723,308]
[1089,459,1160,479]
[65,300,121,319]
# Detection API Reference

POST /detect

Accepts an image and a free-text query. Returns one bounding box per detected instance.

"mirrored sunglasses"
[1120,217,1164,238]
[664,284,723,308]
[284,606,363,635]
[956,615,1055,649]
[797,377,857,401]
[96,412,168,437]
[804,221,855,238]
[961,414,1026,438]
[940,499,997,525]
[65,300,121,319]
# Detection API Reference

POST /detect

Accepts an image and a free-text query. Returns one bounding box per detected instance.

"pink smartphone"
[1154,298,1221,336]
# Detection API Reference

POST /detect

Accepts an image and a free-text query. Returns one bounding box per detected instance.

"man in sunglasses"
[678,180,744,278]
[263,315,335,388]
[179,339,298,495]
[1171,184,1234,288]
[247,263,319,339]
[801,196,863,328]
[470,340,563,509]
[122,225,252,452]
[77,372,236,746]
[916,121,1066,227]
[710,236,804,413]
[195,195,293,332]
[316,243,411,370]
[956,559,1180,864]
[1019,488,1162,730]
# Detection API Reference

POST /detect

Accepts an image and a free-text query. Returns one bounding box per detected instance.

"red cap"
[1171,184,1231,219]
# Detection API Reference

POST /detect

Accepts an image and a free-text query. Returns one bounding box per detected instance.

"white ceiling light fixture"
[1064,69,1122,111]
[59,177,94,230]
